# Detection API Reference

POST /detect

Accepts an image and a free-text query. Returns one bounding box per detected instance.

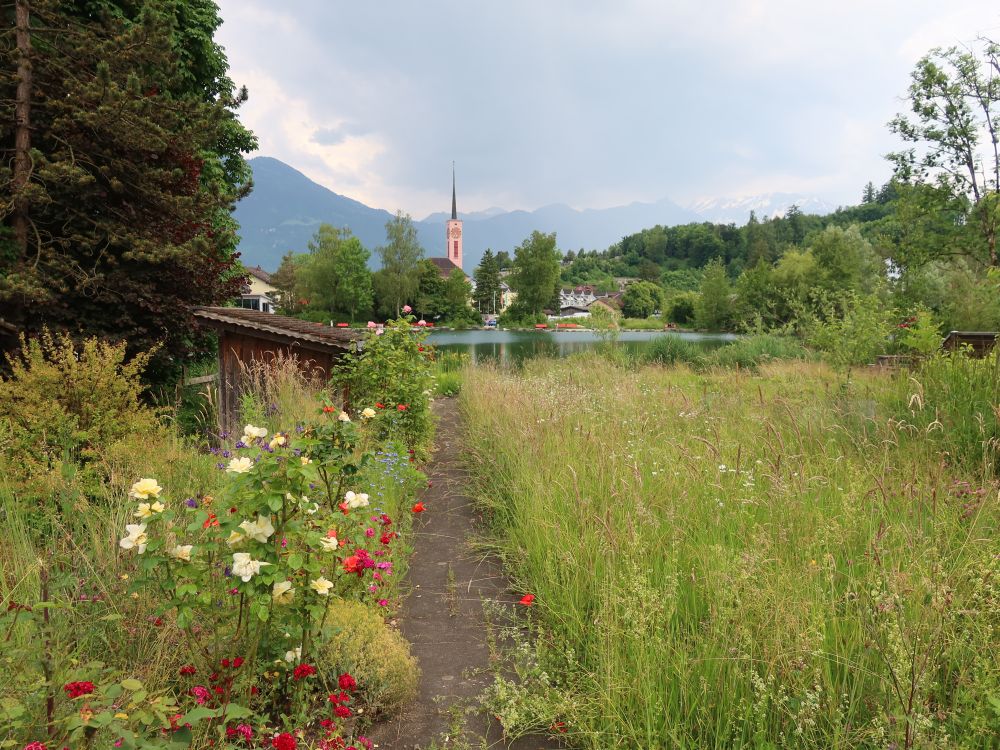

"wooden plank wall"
[217,332,338,435]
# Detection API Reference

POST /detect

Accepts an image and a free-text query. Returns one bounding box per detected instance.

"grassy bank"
[462,356,999,749]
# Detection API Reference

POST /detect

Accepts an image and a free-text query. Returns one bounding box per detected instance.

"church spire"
[451,162,457,220]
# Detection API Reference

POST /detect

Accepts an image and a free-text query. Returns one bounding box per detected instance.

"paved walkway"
[367,398,562,750]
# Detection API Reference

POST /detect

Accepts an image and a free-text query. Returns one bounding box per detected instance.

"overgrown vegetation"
[1,327,432,748]
[463,356,999,749]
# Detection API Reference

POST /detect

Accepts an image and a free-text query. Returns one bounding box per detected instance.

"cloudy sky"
[215,1,999,218]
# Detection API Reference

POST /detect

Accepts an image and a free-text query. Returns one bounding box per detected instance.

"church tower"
[445,164,463,270]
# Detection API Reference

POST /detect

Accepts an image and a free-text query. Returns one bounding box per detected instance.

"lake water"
[427,329,738,364]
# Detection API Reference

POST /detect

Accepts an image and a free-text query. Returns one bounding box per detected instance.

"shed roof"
[192,307,361,352]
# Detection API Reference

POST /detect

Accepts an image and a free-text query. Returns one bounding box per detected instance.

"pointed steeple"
[451,162,457,220]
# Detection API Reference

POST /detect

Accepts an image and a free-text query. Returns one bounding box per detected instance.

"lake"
[427,329,738,364]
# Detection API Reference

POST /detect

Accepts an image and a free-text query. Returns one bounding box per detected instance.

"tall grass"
[462,357,999,749]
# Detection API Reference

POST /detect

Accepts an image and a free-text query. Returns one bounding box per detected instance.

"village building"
[239,265,280,313]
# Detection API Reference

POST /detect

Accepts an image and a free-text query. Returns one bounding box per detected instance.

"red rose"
[271,733,297,750]
[63,681,95,699]
[338,673,357,691]
[179,665,196,676]
[232,657,244,668]
[220,658,230,668]
[343,555,361,574]
[293,663,317,680]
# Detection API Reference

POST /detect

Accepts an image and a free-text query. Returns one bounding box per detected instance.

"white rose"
[226,457,254,474]
[119,523,148,554]
[310,577,334,596]
[168,544,193,562]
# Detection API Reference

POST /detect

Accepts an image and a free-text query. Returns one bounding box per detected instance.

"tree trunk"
[13,0,32,259]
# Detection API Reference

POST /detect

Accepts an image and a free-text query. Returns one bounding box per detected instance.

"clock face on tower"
[449,226,462,239]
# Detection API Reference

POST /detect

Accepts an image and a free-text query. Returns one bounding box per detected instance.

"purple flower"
[185,498,198,508]
[219,431,230,439]
[223,566,233,577]
[235,440,246,449]
[221,450,232,459]
[215,462,226,470]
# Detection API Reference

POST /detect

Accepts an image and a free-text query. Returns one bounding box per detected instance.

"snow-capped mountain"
[686,193,837,224]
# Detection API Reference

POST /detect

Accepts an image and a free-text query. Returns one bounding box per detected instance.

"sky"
[215,1,1000,219]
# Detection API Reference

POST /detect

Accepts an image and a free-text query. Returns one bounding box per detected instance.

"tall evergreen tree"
[0,0,256,381]
[472,249,502,314]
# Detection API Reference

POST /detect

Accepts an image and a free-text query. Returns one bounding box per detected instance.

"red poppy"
[518,594,535,606]
[322,405,336,414]
[338,501,350,515]
[397,404,407,411]
[411,502,425,513]
[375,402,385,409]
[203,513,219,529]
[551,721,567,733]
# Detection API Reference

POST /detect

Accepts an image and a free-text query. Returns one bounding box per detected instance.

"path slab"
[367,398,562,750]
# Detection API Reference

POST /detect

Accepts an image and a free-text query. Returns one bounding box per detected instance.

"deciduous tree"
[374,211,423,316]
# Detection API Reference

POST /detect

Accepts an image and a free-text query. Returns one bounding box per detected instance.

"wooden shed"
[192,307,362,434]
[942,331,998,357]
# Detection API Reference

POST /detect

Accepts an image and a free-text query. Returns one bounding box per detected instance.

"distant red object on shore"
[534,323,548,329]
[335,322,349,328]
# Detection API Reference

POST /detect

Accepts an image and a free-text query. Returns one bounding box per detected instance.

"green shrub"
[333,315,435,458]
[320,599,419,719]
[0,330,157,498]
[643,335,703,366]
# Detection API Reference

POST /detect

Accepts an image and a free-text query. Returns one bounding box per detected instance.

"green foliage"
[664,291,698,325]
[899,309,943,356]
[0,0,256,383]
[508,231,561,316]
[298,225,373,321]
[0,331,156,497]
[473,249,503,315]
[333,315,435,458]
[808,224,883,294]
[888,39,1000,266]
[694,258,734,331]
[620,280,663,318]
[807,291,894,371]
[374,211,424,317]
[588,303,621,347]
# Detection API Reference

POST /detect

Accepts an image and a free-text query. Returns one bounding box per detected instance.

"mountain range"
[233,157,837,273]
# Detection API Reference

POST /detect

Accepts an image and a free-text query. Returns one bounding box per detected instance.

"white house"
[239,266,279,313]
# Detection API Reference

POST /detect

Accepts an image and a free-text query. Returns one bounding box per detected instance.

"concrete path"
[367,398,562,750]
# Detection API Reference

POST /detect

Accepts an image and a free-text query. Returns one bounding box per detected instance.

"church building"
[428,166,467,279]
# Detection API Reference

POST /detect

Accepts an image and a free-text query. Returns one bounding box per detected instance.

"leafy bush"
[320,599,418,719]
[0,330,157,498]
[333,314,435,458]
[806,291,894,372]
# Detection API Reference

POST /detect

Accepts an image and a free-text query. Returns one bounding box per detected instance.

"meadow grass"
[461,356,999,749]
